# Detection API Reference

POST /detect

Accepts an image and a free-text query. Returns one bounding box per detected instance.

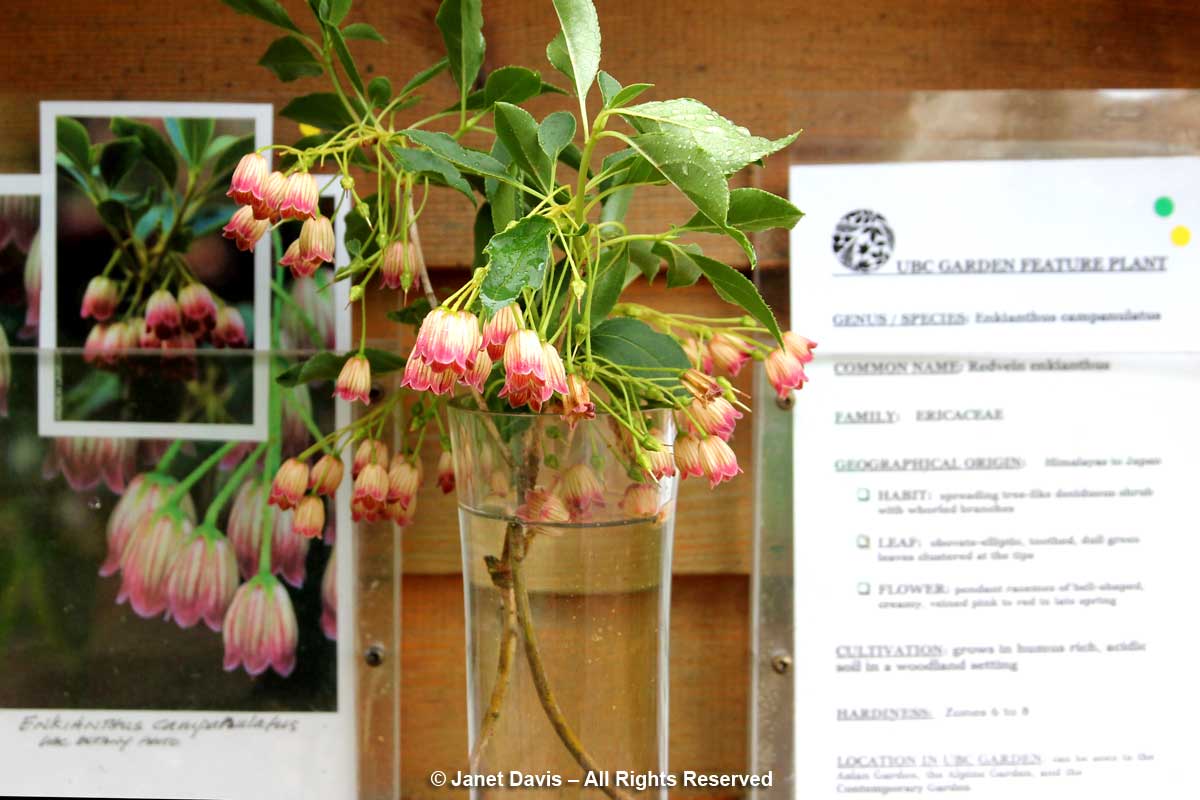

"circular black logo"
[832,209,895,272]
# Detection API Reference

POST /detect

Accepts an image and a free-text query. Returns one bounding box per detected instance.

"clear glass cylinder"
[448,403,678,798]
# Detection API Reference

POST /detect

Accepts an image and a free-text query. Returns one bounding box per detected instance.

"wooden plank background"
[2,1,1199,797]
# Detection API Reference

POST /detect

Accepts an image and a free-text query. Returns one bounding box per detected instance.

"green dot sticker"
[1154,196,1175,217]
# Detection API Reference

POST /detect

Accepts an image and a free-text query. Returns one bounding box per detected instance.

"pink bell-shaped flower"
[222,575,299,677]
[165,530,239,631]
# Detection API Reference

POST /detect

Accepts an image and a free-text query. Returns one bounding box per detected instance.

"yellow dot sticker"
[1171,225,1191,246]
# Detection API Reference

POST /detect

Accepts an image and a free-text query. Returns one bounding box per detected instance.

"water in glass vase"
[459,505,673,800]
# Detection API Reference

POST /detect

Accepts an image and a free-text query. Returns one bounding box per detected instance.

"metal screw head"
[364,645,386,667]
[771,652,793,674]
[775,391,795,411]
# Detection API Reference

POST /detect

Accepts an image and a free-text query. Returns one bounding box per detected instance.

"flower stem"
[203,442,268,527]
[153,440,185,474]
[161,442,240,512]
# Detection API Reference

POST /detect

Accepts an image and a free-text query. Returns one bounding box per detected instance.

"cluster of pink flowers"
[223,153,334,280]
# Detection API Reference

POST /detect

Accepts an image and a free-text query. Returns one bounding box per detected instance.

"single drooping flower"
[499,329,560,411]
[681,368,723,401]
[82,323,107,364]
[783,332,816,364]
[298,215,335,266]
[386,456,421,508]
[21,232,40,338]
[0,325,8,417]
[561,463,605,519]
[50,437,137,494]
[227,152,269,207]
[386,493,418,527]
[178,283,218,336]
[293,495,325,539]
[709,333,752,376]
[222,204,269,252]
[698,436,741,487]
[280,239,318,279]
[436,450,455,494]
[765,347,808,400]
[117,510,193,619]
[165,531,239,631]
[280,171,319,221]
[482,304,520,360]
[321,549,337,640]
[254,170,288,221]
[380,240,415,291]
[212,306,247,348]
[285,269,336,350]
[562,374,596,429]
[281,384,312,457]
[80,275,119,321]
[271,506,310,587]
[516,489,570,527]
[683,338,714,373]
[144,289,182,340]
[227,478,308,584]
[688,396,743,441]
[102,320,139,365]
[353,462,389,514]
[412,307,482,375]
[352,438,389,478]
[102,474,194,576]
[673,434,704,479]
[309,453,344,496]
[268,458,309,510]
[642,441,677,481]
[334,355,371,405]
[620,483,660,518]
[223,576,299,677]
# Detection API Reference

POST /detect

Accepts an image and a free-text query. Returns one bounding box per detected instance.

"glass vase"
[448,403,679,798]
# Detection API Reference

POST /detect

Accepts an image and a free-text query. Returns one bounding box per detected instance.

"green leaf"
[326,23,365,95]
[471,202,495,269]
[219,0,302,34]
[400,58,448,96]
[627,132,729,227]
[479,215,555,314]
[57,117,92,172]
[389,146,475,205]
[386,298,433,327]
[258,35,323,82]
[582,245,627,324]
[436,0,485,99]
[690,253,782,344]
[537,111,576,160]
[606,80,652,110]
[493,102,552,191]
[545,31,574,86]
[620,98,798,175]
[597,71,621,107]
[590,317,689,389]
[486,141,518,233]
[368,76,392,108]
[460,66,543,111]
[327,0,351,24]
[96,198,130,228]
[111,118,177,186]
[275,348,405,388]
[550,0,601,102]
[363,347,406,374]
[600,185,633,225]
[681,187,803,233]
[653,241,703,288]
[98,137,143,186]
[627,240,660,283]
[343,22,386,41]
[281,93,354,130]
[164,118,214,167]
[402,129,514,187]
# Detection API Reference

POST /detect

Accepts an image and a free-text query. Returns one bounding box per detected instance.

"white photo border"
[37,101,273,441]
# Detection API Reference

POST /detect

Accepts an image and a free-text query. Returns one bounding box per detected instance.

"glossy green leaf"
[620,98,798,175]
[486,141,518,233]
[479,215,555,314]
[98,137,143,186]
[389,146,475,205]
[111,117,177,186]
[597,71,621,107]
[537,111,576,160]
[327,0,351,24]
[652,241,703,288]
[681,187,803,233]
[605,80,652,109]
[492,103,552,190]
[471,202,494,269]
[219,0,302,35]
[325,23,365,95]
[581,245,627,324]
[436,0,485,100]
[56,117,92,172]
[368,76,392,108]
[627,132,729,227]
[627,240,660,282]
[690,253,782,344]
[164,118,214,167]
[281,93,354,130]
[550,0,601,101]
[545,31,574,86]
[402,129,514,186]
[590,317,689,389]
[96,198,130,228]
[458,66,544,111]
[400,58,448,96]
[342,22,386,41]
[258,35,323,81]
